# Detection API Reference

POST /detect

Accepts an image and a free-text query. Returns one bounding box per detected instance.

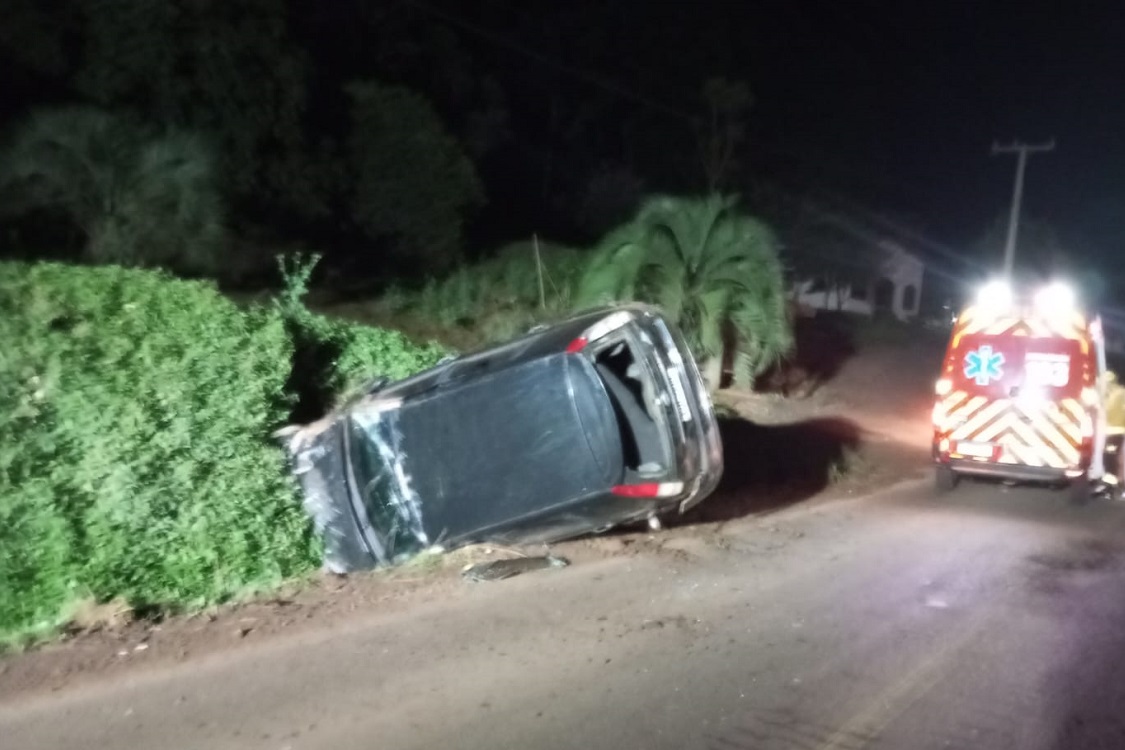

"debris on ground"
[461,555,570,582]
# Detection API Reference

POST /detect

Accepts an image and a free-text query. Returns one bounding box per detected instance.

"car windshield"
[346,411,429,563]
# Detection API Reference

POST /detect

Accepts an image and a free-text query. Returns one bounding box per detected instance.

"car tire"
[935,465,958,493]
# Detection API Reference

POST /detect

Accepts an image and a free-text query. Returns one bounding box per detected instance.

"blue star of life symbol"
[963,345,1005,386]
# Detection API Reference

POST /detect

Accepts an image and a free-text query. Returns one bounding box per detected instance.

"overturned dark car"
[280,304,723,573]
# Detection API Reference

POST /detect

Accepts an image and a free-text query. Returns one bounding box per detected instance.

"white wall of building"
[791,279,873,316]
[878,240,925,320]
[791,240,924,321]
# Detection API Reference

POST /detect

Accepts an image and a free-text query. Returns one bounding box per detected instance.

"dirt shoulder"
[0,338,939,704]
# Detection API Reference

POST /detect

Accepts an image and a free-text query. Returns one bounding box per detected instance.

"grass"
[317,240,589,352]
[712,403,742,420]
[828,446,872,485]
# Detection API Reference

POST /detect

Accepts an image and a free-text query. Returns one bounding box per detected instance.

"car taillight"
[566,337,588,353]
[567,311,634,354]
[611,482,684,498]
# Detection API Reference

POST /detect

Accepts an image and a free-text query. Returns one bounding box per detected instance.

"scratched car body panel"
[282,304,723,572]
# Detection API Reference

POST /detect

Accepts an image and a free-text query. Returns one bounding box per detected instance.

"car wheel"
[935,465,958,493]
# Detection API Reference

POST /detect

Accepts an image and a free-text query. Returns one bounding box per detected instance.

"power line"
[394,0,990,280]
[397,0,694,124]
[398,1,927,204]
[766,180,987,275]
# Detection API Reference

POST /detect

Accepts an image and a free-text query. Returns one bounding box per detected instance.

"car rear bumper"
[679,420,723,513]
[669,370,724,514]
[629,312,724,513]
[937,456,1076,484]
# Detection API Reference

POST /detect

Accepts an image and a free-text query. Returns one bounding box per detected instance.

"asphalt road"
[5,478,1125,750]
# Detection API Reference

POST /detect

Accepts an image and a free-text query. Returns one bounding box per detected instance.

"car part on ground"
[461,555,570,582]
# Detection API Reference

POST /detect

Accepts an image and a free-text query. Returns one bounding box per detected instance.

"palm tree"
[0,106,225,275]
[577,193,792,390]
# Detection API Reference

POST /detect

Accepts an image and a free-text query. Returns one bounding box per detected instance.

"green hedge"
[0,261,445,641]
[282,309,448,421]
[277,255,449,420]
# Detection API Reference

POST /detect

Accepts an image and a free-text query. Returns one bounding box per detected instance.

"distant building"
[791,240,925,321]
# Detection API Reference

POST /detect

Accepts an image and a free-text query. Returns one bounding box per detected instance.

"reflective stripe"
[957,306,1088,341]
[943,396,1084,470]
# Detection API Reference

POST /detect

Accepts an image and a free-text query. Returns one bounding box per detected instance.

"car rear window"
[591,337,673,477]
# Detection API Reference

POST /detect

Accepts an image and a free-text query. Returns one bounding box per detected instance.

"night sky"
[399,0,1125,269]
[708,1,1124,253]
[1,0,1122,278]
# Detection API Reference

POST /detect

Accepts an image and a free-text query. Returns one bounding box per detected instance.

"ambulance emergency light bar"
[973,279,1076,317]
[975,279,1013,311]
[1034,282,1076,315]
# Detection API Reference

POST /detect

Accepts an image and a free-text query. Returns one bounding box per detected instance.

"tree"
[74,0,324,219]
[577,194,792,389]
[0,107,225,276]
[348,3,514,163]
[697,78,752,192]
[345,80,484,275]
[0,0,74,82]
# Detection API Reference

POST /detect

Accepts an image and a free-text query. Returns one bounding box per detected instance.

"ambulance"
[931,280,1125,501]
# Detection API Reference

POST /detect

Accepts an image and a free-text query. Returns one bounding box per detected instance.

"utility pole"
[991,139,1055,278]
